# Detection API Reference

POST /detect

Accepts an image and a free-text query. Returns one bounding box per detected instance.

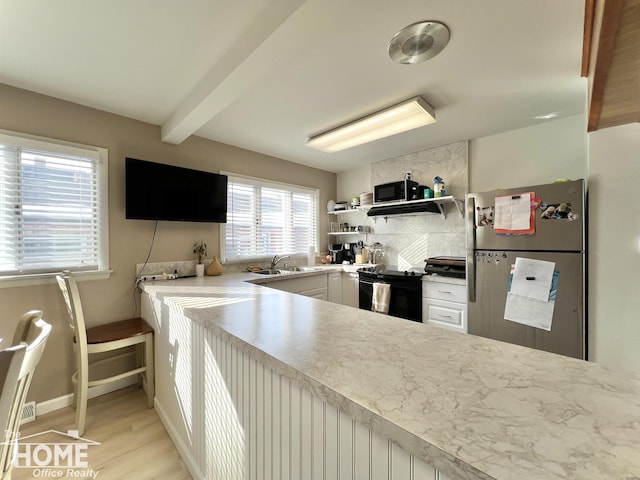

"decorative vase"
[206,256,223,276]
[195,263,205,277]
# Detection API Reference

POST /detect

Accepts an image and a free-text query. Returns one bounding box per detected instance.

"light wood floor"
[13,386,191,480]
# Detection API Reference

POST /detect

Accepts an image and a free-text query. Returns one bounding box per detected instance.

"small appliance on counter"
[424,256,466,278]
[342,243,355,263]
[329,243,345,264]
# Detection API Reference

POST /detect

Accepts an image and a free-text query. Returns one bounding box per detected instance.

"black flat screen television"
[125,157,227,223]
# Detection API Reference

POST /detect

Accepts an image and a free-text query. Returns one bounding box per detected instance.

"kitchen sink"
[253,266,320,275]
[281,266,322,272]
[253,269,283,275]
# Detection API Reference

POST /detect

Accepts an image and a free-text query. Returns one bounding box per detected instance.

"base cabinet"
[342,272,359,308]
[300,286,328,300]
[327,271,343,303]
[261,271,359,306]
[142,292,457,480]
[422,280,467,333]
[265,274,328,300]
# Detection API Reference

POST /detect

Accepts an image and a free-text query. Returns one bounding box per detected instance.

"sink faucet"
[270,254,290,268]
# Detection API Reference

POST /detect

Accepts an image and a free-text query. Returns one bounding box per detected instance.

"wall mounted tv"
[125,157,227,223]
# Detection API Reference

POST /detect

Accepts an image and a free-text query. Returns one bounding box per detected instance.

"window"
[0,131,108,280]
[222,173,318,262]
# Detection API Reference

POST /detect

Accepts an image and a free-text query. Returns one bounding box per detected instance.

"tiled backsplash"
[358,140,468,269]
[136,260,200,278]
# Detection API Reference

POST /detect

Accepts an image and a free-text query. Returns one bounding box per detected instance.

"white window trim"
[0,129,110,288]
[220,171,319,264]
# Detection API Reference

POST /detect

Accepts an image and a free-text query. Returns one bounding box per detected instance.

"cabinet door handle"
[437,290,452,294]
[439,314,453,318]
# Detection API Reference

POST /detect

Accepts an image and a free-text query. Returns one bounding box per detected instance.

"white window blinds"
[223,174,319,262]
[0,133,105,275]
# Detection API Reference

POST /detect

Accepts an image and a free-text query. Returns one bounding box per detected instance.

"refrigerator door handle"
[466,195,476,302]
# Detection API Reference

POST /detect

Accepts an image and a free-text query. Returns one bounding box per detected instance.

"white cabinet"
[327,271,343,304]
[300,287,328,300]
[342,272,359,308]
[265,274,328,300]
[422,280,467,333]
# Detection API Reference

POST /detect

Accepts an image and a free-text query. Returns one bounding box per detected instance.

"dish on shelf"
[327,200,336,212]
[360,192,373,205]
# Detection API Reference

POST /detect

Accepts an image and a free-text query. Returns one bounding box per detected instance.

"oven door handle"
[359,278,390,286]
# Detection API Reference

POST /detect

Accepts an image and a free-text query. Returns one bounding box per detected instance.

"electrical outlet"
[140,272,178,282]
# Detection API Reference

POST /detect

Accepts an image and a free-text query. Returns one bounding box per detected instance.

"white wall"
[468,115,587,192]
[588,123,640,374]
[337,163,371,201]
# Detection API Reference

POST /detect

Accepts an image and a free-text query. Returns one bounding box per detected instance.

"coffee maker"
[342,243,355,264]
[329,243,355,264]
[329,244,345,264]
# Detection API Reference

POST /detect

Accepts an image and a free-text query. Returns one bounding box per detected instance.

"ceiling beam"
[161,0,306,145]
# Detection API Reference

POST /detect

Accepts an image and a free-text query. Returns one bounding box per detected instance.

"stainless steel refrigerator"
[465,179,586,359]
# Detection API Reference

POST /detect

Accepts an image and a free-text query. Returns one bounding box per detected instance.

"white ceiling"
[0,0,586,173]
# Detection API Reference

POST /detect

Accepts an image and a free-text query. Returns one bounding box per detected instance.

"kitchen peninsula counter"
[141,273,640,480]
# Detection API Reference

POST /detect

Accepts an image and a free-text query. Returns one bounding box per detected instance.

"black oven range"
[357,267,423,322]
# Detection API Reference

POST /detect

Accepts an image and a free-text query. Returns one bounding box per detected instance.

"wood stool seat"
[86,317,153,344]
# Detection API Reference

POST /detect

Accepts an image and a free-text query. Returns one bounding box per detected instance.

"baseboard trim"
[36,376,139,417]
[154,399,204,480]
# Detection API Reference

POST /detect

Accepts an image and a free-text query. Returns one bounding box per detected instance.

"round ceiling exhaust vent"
[388,21,450,64]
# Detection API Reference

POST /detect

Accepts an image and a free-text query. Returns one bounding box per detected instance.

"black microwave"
[373,179,419,203]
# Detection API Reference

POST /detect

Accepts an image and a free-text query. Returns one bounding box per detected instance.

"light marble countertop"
[142,272,640,480]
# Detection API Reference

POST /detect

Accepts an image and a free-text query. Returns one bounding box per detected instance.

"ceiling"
[0,0,586,173]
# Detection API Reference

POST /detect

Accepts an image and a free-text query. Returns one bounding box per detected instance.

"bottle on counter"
[434,176,445,198]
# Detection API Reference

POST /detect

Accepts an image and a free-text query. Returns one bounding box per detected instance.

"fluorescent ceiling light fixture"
[306,96,436,153]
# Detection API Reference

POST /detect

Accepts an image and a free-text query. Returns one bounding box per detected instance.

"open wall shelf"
[366,196,463,221]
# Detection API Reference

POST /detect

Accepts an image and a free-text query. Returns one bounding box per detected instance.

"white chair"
[0,310,52,480]
[56,272,154,436]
